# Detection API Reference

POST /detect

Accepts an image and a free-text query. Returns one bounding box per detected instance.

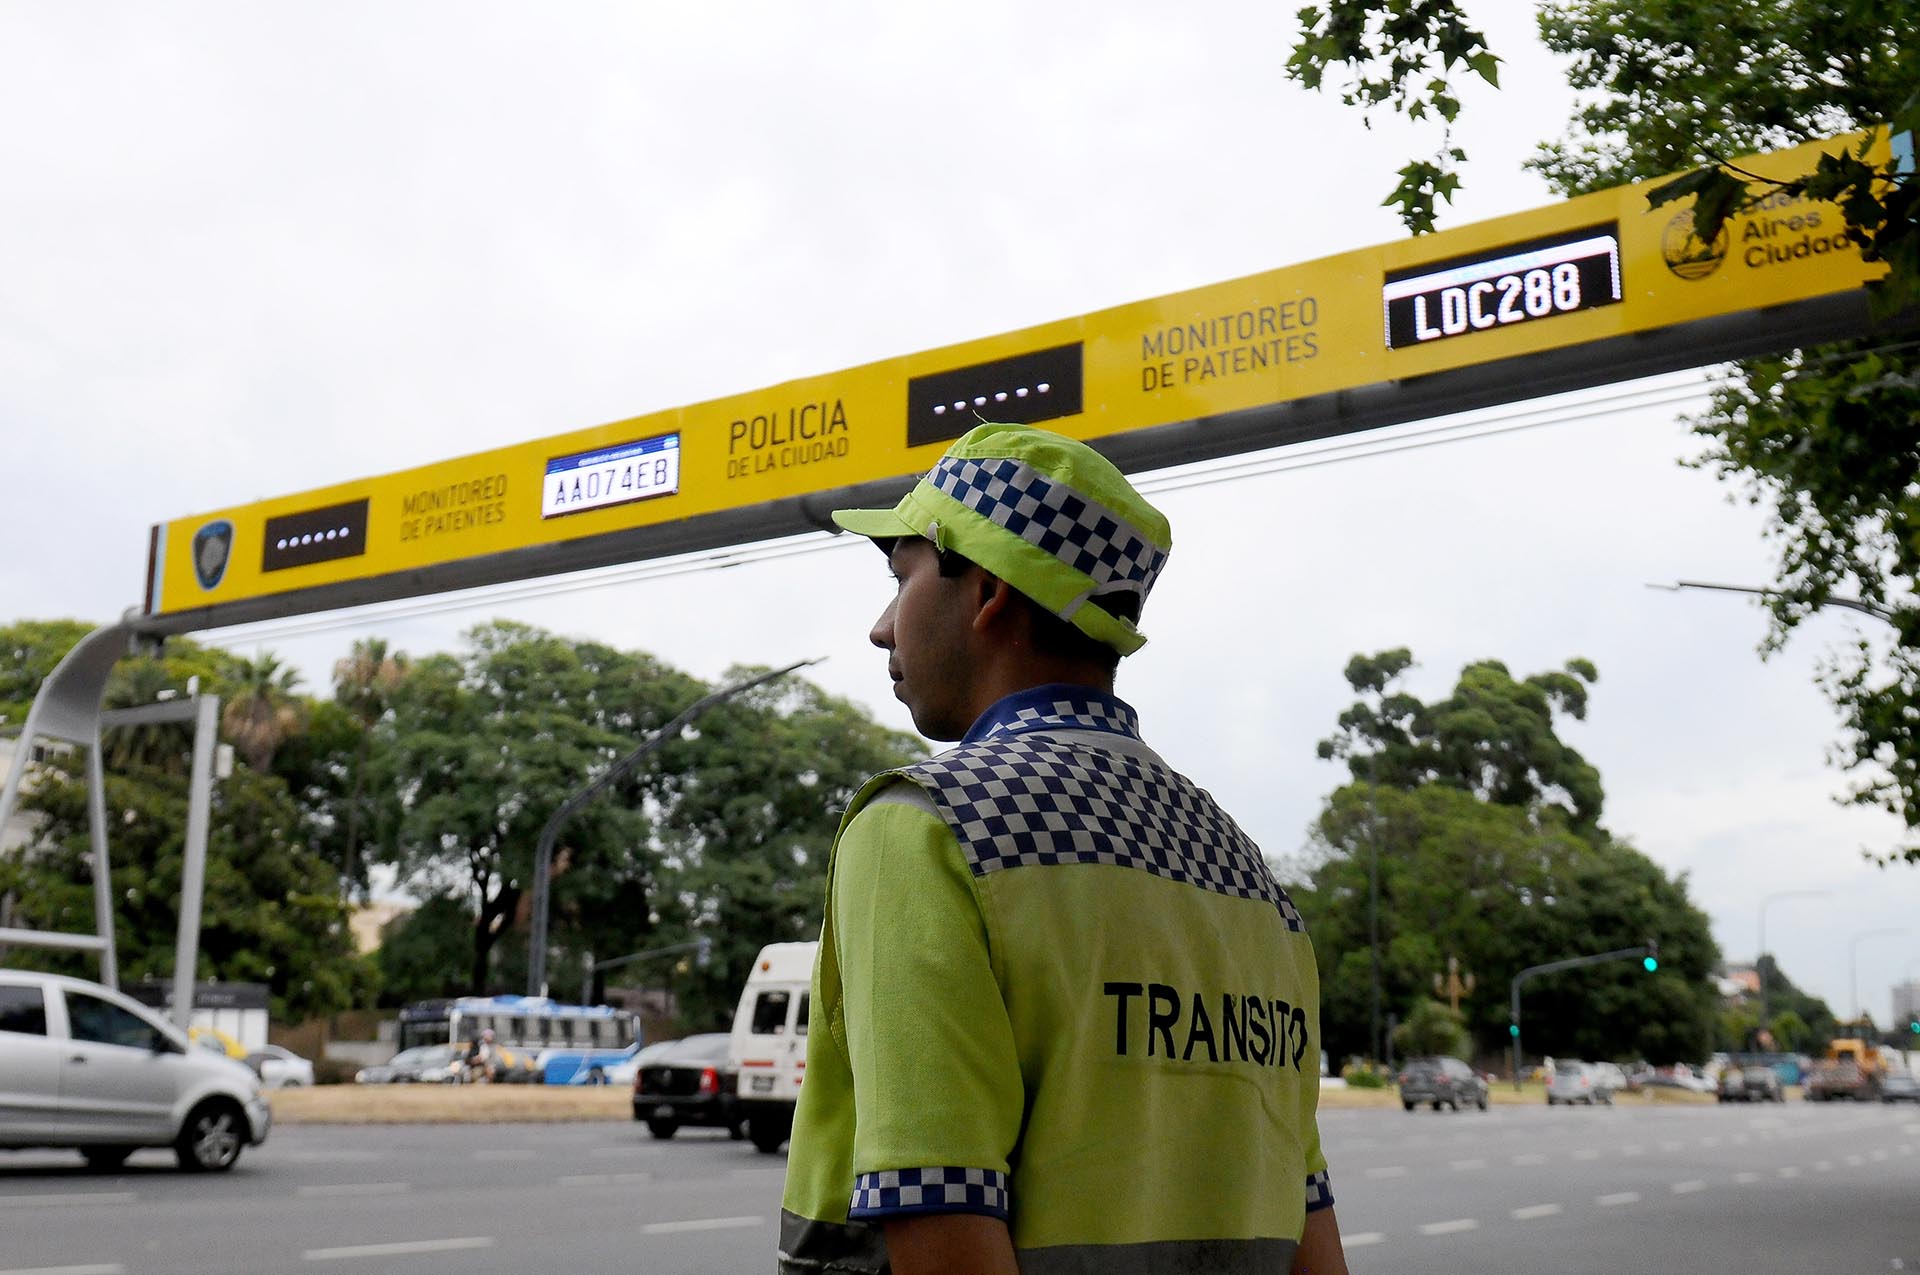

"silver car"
[0,969,271,1171]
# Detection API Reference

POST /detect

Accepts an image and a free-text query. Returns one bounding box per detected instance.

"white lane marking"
[1621,1144,1645,1156]
[1344,1233,1385,1248]
[557,1172,654,1187]
[303,1238,493,1262]
[1419,1219,1479,1236]
[298,1182,411,1199]
[1364,1166,1407,1179]
[1449,1158,1487,1171]
[1815,1160,1834,1173]
[1701,1136,1721,1148]
[1597,1192,1640,1207]
[0,1266,128,1275]
[1511,1204,1563,1220]
[1671,1180,1707,1194]
[591,1145,654,1157]
[472,1149,535,1162]
[1904,1124,1920,1135]
[1870,1149,1890,1162]
[1573,1148,1600,1161]
[1659,1140,1682,1152]
[0,1193,137,1208]
[1731,1134,1751,1145]
[1735,1172,1761,1184]
[1511,1153,1548,1166]
[1778,1166,1802,1179]
[642,1217,762,1235]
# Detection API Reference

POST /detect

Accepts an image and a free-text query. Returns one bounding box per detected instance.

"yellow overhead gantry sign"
[144,133,1889,632]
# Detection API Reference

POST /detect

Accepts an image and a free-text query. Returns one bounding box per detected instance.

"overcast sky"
[2,3,1913,1030]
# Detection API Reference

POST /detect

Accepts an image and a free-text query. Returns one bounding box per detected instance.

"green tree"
[1290,4,1920,863]
[2,754,371,1021]
[221,651,307,774]
[1394,997,1469,1059]
[332,638,409,901]
[1298,651,1720,1065]
[374,895,474,1005]
[0,619,99,729]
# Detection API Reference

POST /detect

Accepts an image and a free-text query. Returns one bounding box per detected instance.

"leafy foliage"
[1393,997,1468,1059]
[1291,5,1920,863]
[1285,1,1498,233]
[1298,652,1720,1065]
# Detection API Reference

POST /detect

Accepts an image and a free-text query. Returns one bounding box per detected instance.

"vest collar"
[962,684,1142,745]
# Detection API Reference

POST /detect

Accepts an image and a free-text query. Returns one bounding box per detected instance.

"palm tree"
[333,638,408,901]
[221,652,306,774]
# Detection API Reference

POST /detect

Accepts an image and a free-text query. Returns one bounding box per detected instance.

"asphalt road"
[0,1098,1913,1273]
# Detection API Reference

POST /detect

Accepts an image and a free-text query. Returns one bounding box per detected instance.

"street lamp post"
[1647,580,1896,625]
[1758,890,1831,1030]
[1850,928,1907,1024]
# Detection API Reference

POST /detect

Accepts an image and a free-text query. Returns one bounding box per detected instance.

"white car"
[1546,1059,1612,1106]
[246,1044,315,1089]
[0,969,272,1171]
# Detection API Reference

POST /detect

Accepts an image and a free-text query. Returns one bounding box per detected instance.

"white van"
[728,940,815,1153]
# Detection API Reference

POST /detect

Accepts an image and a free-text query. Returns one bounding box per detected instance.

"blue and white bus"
[397,995,639,1082]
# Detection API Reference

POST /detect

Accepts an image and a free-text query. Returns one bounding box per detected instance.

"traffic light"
[1909,1017,1919,1036]
[1509,1023,1520,1038]
[1642,940,1659,973]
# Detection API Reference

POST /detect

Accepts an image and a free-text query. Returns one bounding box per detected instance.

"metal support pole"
[84,738,118,989]
[170,694,220,1032]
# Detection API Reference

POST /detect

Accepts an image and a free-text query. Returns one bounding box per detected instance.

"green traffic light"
[1642,956,1659,972]
[1508,1024,1520,1038]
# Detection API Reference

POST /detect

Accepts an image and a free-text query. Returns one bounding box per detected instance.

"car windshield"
[1554,1061,1588,1076]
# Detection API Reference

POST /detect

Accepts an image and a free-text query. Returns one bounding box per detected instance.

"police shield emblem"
[192,520,234,591]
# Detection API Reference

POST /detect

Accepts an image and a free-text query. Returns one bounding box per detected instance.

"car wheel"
[749,1114,791,1155]
[1477,1093,1489,1111]
[175,1099,246,1173]
[1431,1101,1442,1111]
[81,1146,134,1171]
[1402,1100,1416,1112]
[1447,1099,1460,1112]
[647,1115,679,1140]
[730,1121,747,1141]
[585,1068,607,1086]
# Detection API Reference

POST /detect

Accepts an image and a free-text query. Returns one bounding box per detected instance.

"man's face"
[869,537,983,741]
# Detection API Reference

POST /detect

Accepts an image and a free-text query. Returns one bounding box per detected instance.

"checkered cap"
[849,1167,1010,1220]
[928,455,1169,602]
[899,734,1304,929]
[831,422,1172,656]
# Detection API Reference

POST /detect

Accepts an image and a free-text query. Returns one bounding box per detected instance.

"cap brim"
[831,506,918,540]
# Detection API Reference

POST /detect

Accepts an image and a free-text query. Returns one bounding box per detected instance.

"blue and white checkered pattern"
[978,691,1140,742]
[928,454,1169,599]
[1305,1170,1334,1212]
[901,734,1304,929]
[850,1167,1010,1220]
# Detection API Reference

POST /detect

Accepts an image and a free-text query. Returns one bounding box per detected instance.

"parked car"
[355,1044,462,1084]
[1880,1072,1920,1104]
[1396,1056,1489,1112]
[186,1025,249,1061]
[632,1033,743,1139]
[0,968,271,1171]
[1546,1059,1611,1105]
[1718,1064,1784,1103]
[246,1044,315,1089]
[1591,1062,1628,1098]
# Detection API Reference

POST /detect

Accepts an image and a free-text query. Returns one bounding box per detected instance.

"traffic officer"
[779,421,1348,1274]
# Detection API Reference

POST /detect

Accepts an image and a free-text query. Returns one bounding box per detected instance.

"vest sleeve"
[834,794,1025,1222]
